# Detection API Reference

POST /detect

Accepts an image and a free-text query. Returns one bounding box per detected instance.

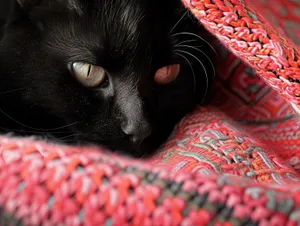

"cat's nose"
[122,122,152,146]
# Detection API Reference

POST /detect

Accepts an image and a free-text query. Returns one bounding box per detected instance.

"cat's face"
[0,0,213,157]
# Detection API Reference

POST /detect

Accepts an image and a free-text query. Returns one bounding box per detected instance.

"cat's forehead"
[61,0,153,42]
[44,0,172,39]
[70,0,148,17]
[47,2,159,47]
[41,0,174,68]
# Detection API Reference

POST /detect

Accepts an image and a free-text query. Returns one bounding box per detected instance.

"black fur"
[0,0,214,157]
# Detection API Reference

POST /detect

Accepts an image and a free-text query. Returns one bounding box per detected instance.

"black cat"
[0,0,215,157]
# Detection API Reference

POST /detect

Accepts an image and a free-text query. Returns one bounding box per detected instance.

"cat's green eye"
[70,62,106,88]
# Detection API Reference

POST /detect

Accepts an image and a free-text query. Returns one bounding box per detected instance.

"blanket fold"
[0,0,300,225]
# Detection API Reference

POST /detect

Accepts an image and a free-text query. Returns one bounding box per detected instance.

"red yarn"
[0,0,300,225]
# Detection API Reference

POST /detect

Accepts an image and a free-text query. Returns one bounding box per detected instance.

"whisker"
[171,32,217,54]
[0,126,74,134]
[175,39,198,46]
[0,108,78,131]
[175,49,209,104]
[60,133,79,141]
[174,51,197,97]
[60,140,78,144]
[177,44,216,78]
[169,10,189,35]
[0,87,27,95]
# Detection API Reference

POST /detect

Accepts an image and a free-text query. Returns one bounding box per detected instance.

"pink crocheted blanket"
[1,0,300,225]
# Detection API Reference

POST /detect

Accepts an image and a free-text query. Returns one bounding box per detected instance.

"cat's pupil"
[87,64,92,78]
[155,64,181,85]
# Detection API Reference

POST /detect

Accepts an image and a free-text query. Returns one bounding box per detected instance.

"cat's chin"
[104,139,161,158]
[109,131,171,158]
[113,145,159,158]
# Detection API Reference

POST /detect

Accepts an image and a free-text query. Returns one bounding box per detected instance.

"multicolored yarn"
[1,0,300,225]
[183,0,300,107]
[0,132,299,226]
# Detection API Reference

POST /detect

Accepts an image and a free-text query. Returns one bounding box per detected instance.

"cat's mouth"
[58,125,166,158]
[115,127,173,158]
[105,133,161,158]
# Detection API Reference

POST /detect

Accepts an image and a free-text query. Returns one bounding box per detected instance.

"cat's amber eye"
[70,62,106,88]
[154,64,180,85]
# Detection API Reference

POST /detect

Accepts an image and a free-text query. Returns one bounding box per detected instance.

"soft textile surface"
[0,0,300,225]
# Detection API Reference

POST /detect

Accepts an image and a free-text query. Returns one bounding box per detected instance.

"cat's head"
[0,0,214,157]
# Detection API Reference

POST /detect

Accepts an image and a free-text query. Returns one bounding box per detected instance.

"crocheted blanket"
[1,0,300,225]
